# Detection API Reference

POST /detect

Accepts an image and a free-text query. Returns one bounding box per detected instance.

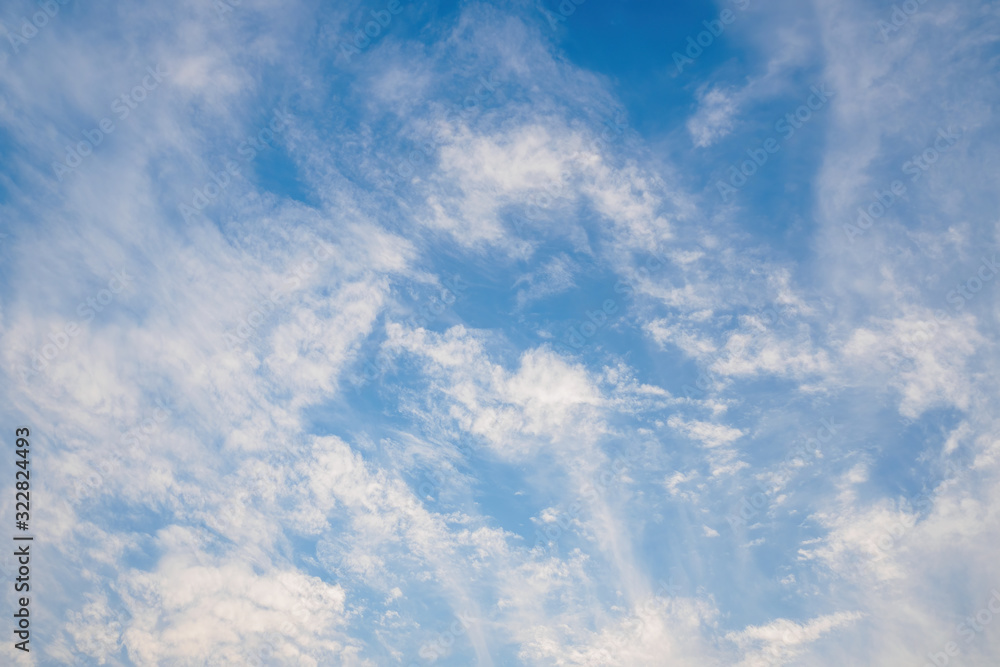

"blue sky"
[1,0,1000,664]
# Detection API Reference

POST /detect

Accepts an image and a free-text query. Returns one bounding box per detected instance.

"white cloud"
[726,611,864,666]
[668,416,745,448]
[687,86,740,148]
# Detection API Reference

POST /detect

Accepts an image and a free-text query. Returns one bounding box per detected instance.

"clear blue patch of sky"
[555,0,751,137]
